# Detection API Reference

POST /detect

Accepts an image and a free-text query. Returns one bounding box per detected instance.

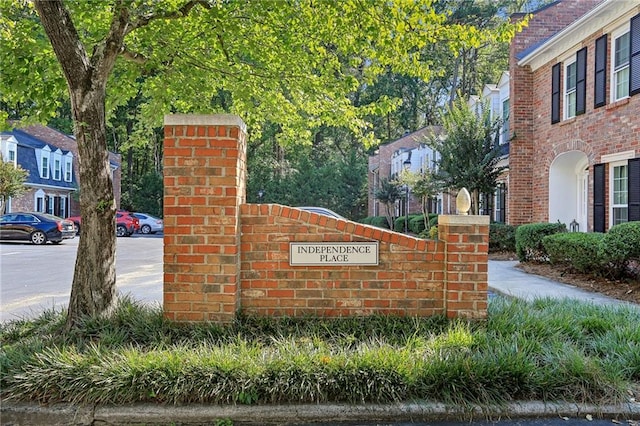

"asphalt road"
[0,233,163,322]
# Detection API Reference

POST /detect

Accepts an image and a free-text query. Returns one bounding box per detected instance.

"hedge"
[542,232,605,274]
[394,214,422,232]
[408,214,438,235]
[515,222,567,262]
[360,216,391,229]
[598,221,640,278]
[489,223,517,253]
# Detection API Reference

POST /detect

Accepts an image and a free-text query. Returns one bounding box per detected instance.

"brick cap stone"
[438,215,490,225]
[164,114,246,132]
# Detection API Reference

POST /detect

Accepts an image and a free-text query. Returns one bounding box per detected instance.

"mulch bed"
[489,252,640,305]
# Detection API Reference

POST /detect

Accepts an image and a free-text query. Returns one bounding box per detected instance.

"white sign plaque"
[289,242,379,266]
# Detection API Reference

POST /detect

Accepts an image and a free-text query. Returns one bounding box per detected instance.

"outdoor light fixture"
[258,189,265,202]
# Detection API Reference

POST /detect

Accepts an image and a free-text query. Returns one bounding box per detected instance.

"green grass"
[1,296,638,406]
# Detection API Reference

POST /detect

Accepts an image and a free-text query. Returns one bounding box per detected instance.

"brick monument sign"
[163,114,489,323]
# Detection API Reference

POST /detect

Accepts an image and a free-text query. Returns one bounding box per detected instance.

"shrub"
[359,216,373,225]
[428,215,438,229]
[542,232,605,274]
[369,216,390,229]
[598,221,640,279]
[489,223,517,253]
[409,214,426,234]
[515,222,567,262]
[394,215,422,232]
[409,214,438,235]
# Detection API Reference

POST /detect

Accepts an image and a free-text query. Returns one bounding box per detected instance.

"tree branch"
[120,47,147,64]
[127,0,212,34]
[33,0,91,90]
[91,0,130,84]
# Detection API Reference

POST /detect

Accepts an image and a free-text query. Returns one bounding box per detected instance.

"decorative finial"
[456,188,471,215]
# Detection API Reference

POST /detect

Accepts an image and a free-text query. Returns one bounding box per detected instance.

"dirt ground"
[489,252,640,305]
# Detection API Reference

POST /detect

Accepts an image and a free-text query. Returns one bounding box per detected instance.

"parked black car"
[0,212,76,245]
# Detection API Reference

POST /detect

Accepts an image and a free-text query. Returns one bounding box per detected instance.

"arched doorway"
[548,151,589,231]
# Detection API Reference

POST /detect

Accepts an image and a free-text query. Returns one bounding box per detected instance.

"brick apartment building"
[509,0,640,231]
[0,124,122,217]
[367,126,448,219]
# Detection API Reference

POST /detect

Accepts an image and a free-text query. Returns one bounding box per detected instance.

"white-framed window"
[564,57,577,119]
[59,195,66,218]
[64,155,73,182]
[7,144,17,165]
[54,158,61,180]
[47,195,54,214]
[52,150,62,180]
[612,25,630,101]
[35,190,45,213]
[41,156,49,178]
[501,98,510,144]
[610,161,628,226]
[1,138,18,166]
[40,147,51,179]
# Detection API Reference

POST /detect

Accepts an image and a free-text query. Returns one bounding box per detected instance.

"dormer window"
[54,158,61,180]
[1,138,17,166]
[52,150,62,180]
[41,154,49,178]
[64,155,73,182]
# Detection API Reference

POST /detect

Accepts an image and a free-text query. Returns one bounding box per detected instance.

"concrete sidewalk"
[489,260,637,308]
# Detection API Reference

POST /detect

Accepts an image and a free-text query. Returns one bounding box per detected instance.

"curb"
[2,401,640,425]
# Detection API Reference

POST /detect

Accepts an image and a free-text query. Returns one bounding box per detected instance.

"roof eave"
[517,0,638,71]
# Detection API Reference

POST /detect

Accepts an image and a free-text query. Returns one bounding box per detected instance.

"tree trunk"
[67,89,118,328]
[34,0,120,329]
[471,189,480,216]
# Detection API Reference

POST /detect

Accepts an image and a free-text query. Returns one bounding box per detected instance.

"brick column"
[163,114,247,322]
[438,215,490,319]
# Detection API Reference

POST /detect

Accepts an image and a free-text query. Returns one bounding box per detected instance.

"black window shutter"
[593,163,606,232]
[594,35,607,108]
[551,63,561,123]
[629,158,640,222]
[576,47,587,115]
[630,13,640,96]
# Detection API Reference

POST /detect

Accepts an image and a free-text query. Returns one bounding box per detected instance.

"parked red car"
[68,210,140,237]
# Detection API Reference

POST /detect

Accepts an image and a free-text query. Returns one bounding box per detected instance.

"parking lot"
[0,234,163,322]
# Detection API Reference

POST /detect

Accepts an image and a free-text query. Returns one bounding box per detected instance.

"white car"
[132,213,164,234]
[297,206,345,219]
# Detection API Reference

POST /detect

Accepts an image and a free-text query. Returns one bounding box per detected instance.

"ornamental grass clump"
[1,296,639,406]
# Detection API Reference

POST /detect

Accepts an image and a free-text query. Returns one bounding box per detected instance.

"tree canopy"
[428,97,507,214]
[0,0,524,327]
[0,158,28,214]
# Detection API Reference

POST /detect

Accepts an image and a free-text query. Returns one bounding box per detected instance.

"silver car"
[132,212,164,234]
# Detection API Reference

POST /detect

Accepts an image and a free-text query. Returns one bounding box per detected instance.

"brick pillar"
[438,215,490,319]
[163,114,247,322]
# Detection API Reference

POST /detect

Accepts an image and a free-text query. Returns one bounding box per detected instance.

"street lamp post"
[403,158,411,233]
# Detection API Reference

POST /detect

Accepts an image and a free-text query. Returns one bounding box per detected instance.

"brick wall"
[367,127,444,217]
[164,114,488,323]
[510,1,640,228]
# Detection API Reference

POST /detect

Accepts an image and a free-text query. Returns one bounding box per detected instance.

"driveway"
[0,234,163,322]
